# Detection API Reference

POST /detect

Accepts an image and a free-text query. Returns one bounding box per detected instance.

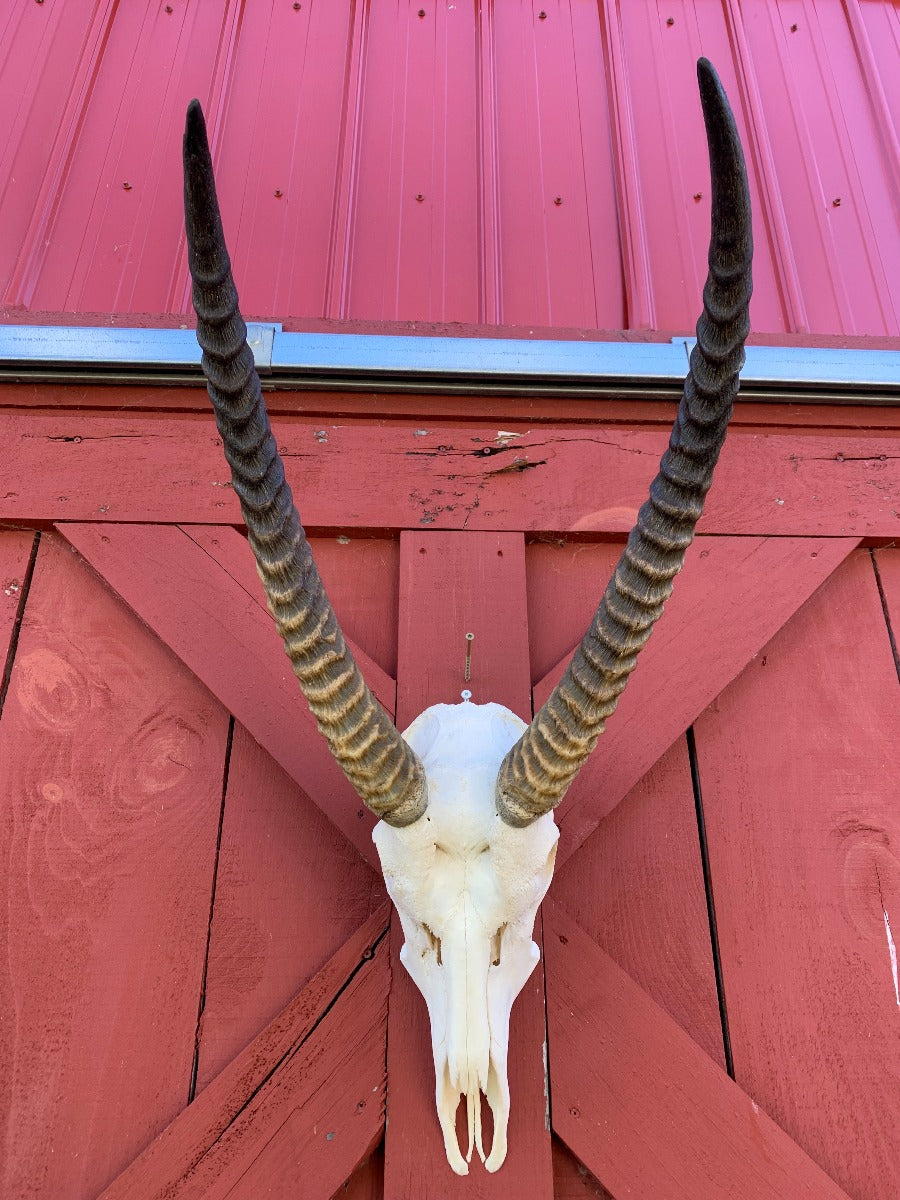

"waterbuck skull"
[182,56,751,1174]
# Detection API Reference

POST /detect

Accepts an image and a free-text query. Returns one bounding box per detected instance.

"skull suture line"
[183,56,751,1175]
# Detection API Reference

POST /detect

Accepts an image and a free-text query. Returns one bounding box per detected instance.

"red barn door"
[3,449,898,1199]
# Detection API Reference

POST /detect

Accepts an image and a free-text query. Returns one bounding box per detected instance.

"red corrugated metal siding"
[0,0,897,334]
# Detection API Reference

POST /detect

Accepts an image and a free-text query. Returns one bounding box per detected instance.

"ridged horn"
[183,99,427,827]
[496,58,753,827]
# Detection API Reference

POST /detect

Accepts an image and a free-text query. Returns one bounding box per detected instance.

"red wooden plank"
[332,1144,384,1200]
[0,533,230,1200]
[395,530,532,728]
[543,899,852,1200]
[693,550,900,1200]
[384,531,553,1197]
[551,1138,612,1200]
[552,738,725,1067]
[873,547,900,667]
[0,529,35,675]
[3,412,900,536]
[532,535,860,867]
[99,905,391,1200]
[195,720,385,1090]
[59,522,393,868]
[185,524,400,680]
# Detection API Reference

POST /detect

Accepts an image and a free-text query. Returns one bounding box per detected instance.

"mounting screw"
[415,192,425,202]
[418,7,426,16]
[538,10,547,18]
[832,197,841,207]
[165,4,173,11]
[122,181,132,190]
[293,1,301,7]
[553,195,563,206]
[666,16,675,25]
[693,192,702,201]
[790,22,798,31]
[274,188,283,198]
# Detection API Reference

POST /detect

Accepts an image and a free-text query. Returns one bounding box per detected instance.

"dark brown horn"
[183,99,427,827]
[496,58,753,826]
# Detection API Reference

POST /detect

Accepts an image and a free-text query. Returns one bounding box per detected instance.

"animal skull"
[182,56,751,1174]
[373,702,558,1173]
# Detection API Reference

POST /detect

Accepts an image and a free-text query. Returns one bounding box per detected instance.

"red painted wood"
[873,547,900,660]
[543,899,853,1200]
[6,381,900,436]
[552,738,726,1068]
[385,531,553,1197]
[0,529,35,671]
[331,1144,384,1200]
[59,522,393,868]
[693,551,900,1200]
[395,530,532,728]
[99,905,391,1200]
[0,533,230,1199]
[6,412,900,536]
[184,524,400,681]
[532,535,860,867]
[551,1139,612,1200]
[195,721,385,1091]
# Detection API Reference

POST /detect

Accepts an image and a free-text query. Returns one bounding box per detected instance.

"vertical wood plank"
[552,739,725,1068]
[0,530,36,679]
[545,899,852,1200]
[195,721,385,1091]
[395,530,532,729]
[384,531,552,1197]
[873,548,900,676]
[0,534,230,1199]
[694,551,900,1200]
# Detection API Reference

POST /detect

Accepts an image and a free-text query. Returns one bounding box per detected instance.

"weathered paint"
[0,0,896,335]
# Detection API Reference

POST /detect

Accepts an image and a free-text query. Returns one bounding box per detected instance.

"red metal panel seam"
[723,0,808,333]
[477,0,501,326]
[326,0,369,320]
[599,0,655,330]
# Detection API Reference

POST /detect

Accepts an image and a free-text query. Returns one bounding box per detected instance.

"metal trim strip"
[0,324,897,402]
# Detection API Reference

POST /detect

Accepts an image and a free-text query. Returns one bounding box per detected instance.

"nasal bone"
[443,906,493,1160]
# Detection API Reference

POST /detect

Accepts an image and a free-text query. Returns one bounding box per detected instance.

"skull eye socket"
[490,923,507,967]
[422,922,442,965]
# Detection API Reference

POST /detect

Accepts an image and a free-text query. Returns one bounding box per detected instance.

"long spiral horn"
[496,58,753,826]
[183,100,427,827]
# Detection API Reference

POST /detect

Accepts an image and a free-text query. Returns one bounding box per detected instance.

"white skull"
[372,701,559,1175]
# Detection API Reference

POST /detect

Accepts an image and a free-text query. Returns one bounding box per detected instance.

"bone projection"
[183,57,751,1176]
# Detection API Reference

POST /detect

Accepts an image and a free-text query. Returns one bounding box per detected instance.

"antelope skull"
[182,57,751,1175]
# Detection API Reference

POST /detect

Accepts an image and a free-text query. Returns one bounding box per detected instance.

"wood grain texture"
[551,738,725,1068]
[331,1144,384,1200]
[99,905,391,1200]
[551,1138,612,1200]
[0,534,230,1199]
[693,550,900,1200]
[873,547,900,676]
[59,522,394,869]
[544,899,852,1200]
[184,525,401,680]
[195,721,385,1091]
[7,381,900,433]
[385,531,553,1197]
[534,535,860,867]
[0,529,35,676]
[396,530,532,727]
[3,411,900,535]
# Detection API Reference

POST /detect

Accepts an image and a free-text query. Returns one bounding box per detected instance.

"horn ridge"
[496,58,752,827]
[183,99,427,827]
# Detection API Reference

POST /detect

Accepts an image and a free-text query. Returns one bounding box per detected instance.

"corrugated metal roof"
[0,0,897,335]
